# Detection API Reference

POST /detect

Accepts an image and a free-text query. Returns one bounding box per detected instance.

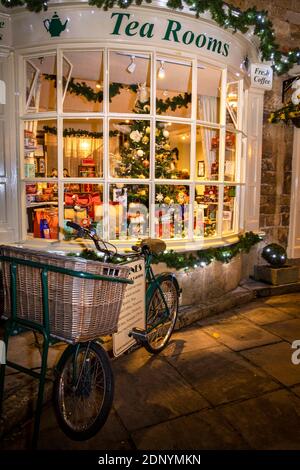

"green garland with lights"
[44,74,191,113]
[2,0,300,75]
[68,231,262,270]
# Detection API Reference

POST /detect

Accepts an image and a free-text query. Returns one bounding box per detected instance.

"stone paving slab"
[131,408,249,450]
[203,318,280,351]
[112,347,209,432]
[263,293,300,316]
[236,303,294,325]
[166,346,279,406]
[262,318,300,343]
[161,325,219,358]
[219,389,300,449]
[241,342,300,387]
[1,404,132,451]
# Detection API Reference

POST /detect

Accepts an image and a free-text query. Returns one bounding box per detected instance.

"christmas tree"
[114,84,179,181]
[113,84,190,238]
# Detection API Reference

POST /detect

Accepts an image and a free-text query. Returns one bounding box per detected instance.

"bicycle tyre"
[53,342,114,441]
[144,274,179,354]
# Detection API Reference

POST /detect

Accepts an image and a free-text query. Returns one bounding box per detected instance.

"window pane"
[23,120,57,178]
[109,52,151,114]
[63,51,103,113]
[156,122,190,179]
[109,119,150,178]
[25,55,57,113]
[223,185,237,234]
[194,185,218,238]
[196,126,220,181]
[156,58,192,118]
[63,183,104,239]
[197,65,221,123]
[226,82,239,129]
[155,185,189,239]
[25,182,58,239]
[109,184,149,240]
[225,131,237,182]
[63,119,103,178]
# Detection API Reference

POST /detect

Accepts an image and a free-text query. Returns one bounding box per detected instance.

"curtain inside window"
[198,96,218,178]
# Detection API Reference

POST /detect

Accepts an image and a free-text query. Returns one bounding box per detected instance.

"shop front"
[0,2,265,303]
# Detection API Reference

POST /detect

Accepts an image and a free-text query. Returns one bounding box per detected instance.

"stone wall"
[231,0,300,248]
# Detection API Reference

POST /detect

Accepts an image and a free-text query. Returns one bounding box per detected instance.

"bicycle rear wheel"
[53,342,114,441]
[144,274,179,354]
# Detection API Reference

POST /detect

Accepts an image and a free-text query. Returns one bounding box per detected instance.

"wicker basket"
[0,245,131,344]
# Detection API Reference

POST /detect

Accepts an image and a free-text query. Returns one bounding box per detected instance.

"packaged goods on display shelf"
[33,208,59,239]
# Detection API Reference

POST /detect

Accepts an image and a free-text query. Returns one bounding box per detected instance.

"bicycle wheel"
[144,274,179,354]
[53,342,114,441]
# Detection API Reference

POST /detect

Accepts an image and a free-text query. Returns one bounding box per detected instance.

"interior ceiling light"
[127,55,136,74]
[158,61,165,79]
[95,82,102,90]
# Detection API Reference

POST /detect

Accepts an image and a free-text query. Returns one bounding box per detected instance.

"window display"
[21,48,244,244]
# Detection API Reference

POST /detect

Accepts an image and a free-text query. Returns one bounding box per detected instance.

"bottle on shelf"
[39,213,50,239]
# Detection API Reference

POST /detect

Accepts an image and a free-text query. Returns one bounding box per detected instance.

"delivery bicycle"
[0,223,179,445]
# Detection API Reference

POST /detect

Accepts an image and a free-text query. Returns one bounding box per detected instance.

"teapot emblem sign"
[43,12,68,37]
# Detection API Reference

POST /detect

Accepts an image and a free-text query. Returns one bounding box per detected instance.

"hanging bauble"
[138,189,147,197]
[136,82,149,103]
[142,135,149,144]
[261,243,287,267]
[137,149,144,157]
[142,160,150,168]
[146,126,151,134]
[139,174,146,179]
[163,130,169,138]
[164,143,171,150]
[164,196,171,204]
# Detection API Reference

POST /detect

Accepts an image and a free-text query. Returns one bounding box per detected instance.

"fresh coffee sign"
[251,64,273,90]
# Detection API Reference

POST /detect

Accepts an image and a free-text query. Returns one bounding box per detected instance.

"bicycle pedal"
[129,328,147,344]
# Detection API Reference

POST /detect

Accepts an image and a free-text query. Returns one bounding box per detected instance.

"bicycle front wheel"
[53,342,114,441]
[144,274,179,354]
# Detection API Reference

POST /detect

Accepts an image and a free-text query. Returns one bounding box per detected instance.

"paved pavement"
[1,292,300,450]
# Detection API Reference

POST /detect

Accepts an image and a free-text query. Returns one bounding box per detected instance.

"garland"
[68,231,262,270]
[268,102,300,126]
[43,125,119,138]
[44,74,191,112]
[2,1,300,75]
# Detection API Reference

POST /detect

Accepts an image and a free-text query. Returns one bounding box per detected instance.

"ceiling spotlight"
[158,61,165,79]
[127,56,136,74]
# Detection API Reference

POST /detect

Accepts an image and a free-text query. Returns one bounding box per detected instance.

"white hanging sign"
[113,258,145,357]
[251,64,273,90]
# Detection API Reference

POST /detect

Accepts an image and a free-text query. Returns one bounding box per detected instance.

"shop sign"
[11,6,251,68]
[113,259,145,357]
[250,63,273,90]
[111,12,230,57]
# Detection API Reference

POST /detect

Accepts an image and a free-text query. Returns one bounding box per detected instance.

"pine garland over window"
[2,0,300,75]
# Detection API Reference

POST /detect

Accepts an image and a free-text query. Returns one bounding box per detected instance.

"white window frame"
[18,43,247,250]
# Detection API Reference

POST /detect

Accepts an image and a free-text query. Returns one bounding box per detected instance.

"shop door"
[288,128,300,259]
